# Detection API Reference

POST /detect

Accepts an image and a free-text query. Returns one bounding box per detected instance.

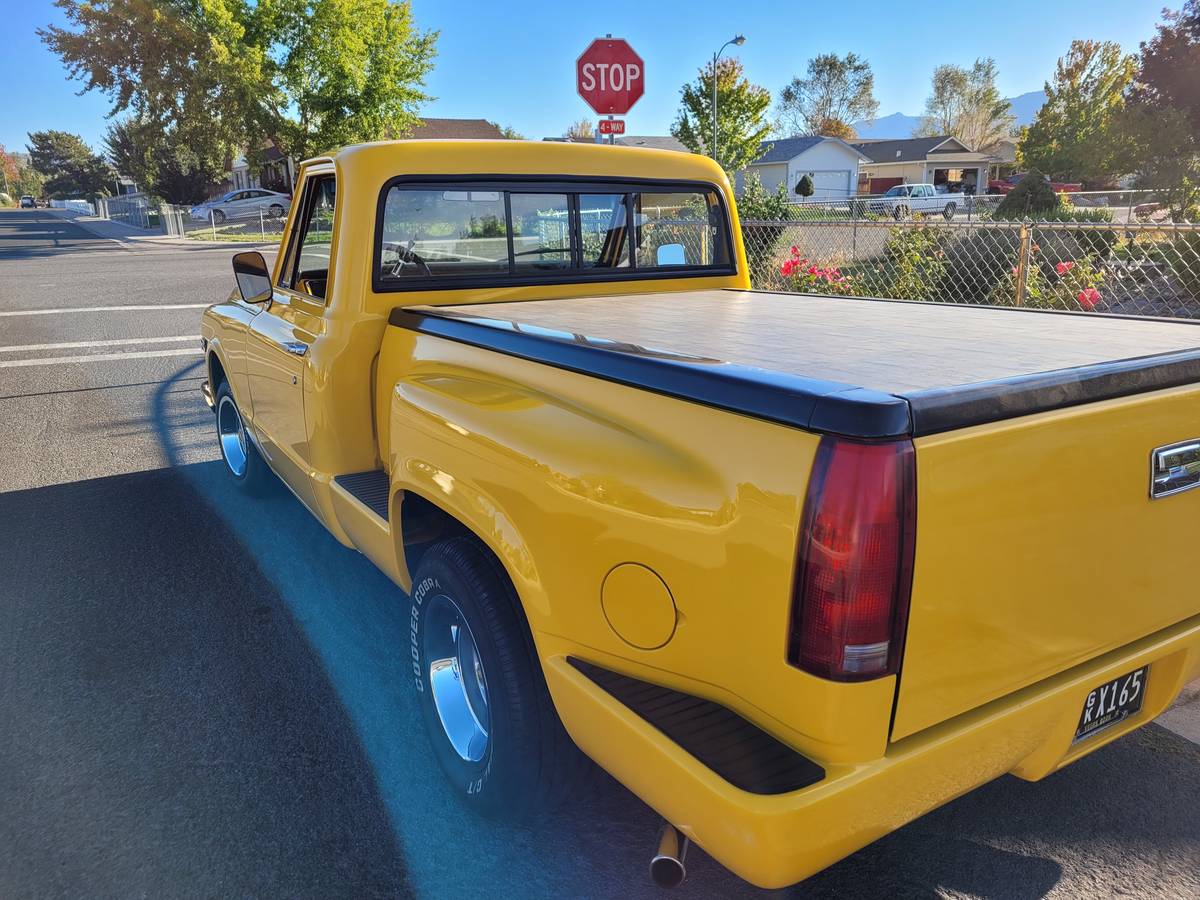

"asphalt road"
[1,208,1198,899]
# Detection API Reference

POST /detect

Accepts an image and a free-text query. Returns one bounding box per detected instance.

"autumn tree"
[1018,40,1135,186]
[775,53,878,138]
[671,57,771,174]
[27,130,113,198]
[1124,1,1200,219]
[915,58,1014,150]
[563,119,595,141]
[491,123,525,140]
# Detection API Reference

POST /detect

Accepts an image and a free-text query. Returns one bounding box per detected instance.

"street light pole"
[711,34,745,170]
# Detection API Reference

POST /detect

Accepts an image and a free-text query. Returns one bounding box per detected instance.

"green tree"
[104,117,227,204]
[27,130,113,198]
[915,58,1015,150]
[491,122,525,140]
[41,0,437,169]
[1018,40,1135,186]
[774,53,878,138]
[1124,1,1200,220]
[994,170,1061,219]
[672,57,771,175]
[795,174,815,197]
[265,0,437,161]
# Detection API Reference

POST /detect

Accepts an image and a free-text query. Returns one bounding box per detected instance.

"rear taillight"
[788,436,916,681]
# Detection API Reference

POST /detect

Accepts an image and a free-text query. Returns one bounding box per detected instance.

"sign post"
[576,37,644,144]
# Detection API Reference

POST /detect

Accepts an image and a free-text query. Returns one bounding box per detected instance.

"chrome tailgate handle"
[1150,440,1200,498]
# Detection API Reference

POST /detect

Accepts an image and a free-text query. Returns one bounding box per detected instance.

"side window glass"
[284,175,336,295]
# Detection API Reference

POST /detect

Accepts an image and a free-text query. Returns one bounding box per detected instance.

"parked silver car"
[189,189,291,223]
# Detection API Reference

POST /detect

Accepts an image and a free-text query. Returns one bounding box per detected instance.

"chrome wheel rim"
[217,395,248,478]
[424,593,490,763]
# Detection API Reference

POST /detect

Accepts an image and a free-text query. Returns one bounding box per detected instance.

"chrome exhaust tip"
[649,823,689,889]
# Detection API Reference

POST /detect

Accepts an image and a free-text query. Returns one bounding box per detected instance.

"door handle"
[1150,440,1200,498]
[281,340,308,357]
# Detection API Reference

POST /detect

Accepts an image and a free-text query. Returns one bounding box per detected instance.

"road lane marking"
[0,335,199,353]
[0,303,209,317]
[0,348,202,368]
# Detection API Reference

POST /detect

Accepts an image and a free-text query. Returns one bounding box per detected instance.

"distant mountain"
[852,90,1046,140]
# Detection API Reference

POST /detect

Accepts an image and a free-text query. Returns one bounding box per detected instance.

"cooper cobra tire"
[409,536,589,817]
[214,379,272,494]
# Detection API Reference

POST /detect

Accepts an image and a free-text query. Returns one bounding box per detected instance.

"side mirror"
[656,243,686,266]
[232,251,272,303]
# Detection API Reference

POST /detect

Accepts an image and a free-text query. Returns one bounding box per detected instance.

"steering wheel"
[387,239,433,278]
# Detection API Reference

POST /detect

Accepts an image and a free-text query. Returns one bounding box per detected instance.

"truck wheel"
[409,536,587,817]
[214,380,271,494]
[943,202,957,220]
[893,204,908,221]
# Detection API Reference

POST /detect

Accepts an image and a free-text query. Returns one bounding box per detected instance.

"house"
[612,135,688,152]
[982,138,1018,181]
[851,136,995,195]
[405,118,505,140]
[737,137,870,201]
[225,119,506,193]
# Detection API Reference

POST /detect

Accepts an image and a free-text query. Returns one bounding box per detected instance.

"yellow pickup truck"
[200,140,1200,890]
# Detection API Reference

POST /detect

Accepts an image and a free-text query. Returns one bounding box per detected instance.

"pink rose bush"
[778,246,856,295]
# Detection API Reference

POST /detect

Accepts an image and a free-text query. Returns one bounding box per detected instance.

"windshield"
[884,186,908,197]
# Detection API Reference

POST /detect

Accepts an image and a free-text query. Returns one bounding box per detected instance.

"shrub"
[878,226,950,301]
[994,170,1061,220]
[936,228,1021,303]
[987,257,1106,310]
[1164,231,1200,300]
[795,174,815,198]
[1037,206,1118,259]
[778,246,858,295]
[738,172,795,286]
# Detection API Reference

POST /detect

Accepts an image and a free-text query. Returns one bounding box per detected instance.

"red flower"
[1077,287,1101,310]
[1056,261,1075,275]
[790,245,800,255]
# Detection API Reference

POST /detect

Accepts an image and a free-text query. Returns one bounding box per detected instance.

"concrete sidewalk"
[44,207,278,250]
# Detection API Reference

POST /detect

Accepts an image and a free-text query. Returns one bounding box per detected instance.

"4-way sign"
[576,38,645,116]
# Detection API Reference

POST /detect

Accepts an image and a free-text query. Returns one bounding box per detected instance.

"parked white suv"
[868,184,960,220]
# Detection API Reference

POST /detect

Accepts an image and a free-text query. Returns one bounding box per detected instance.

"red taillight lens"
[788,437,916,681]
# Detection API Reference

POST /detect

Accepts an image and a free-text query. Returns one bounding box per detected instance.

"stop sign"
[576,38,645,116]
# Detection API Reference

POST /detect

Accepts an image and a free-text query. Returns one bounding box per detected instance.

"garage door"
[793,170,851,201]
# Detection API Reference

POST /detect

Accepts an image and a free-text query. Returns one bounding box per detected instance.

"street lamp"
[711,34,746,169]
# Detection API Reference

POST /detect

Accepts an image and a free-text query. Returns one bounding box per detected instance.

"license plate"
[1074,666,1148,743]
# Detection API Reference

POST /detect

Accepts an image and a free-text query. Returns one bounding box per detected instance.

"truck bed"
[392,290,1200,438]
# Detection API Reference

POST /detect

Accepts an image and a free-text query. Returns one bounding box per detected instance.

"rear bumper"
[542,614,1200,889]
[201,379,214,410]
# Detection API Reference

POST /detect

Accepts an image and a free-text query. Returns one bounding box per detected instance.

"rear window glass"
[376,182,730,288]
[380,190,509,279]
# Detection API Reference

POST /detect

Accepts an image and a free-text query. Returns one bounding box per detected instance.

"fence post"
[259,209,265,241]
[210,208,217,241]
[1014,220,1032,307]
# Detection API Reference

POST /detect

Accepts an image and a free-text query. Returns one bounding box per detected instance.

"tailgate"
[893,382,1200,740]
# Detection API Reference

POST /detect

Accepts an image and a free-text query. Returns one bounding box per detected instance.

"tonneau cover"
[391,290,1200,437]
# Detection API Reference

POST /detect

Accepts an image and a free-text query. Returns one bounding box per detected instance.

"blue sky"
[0,0,1167,155]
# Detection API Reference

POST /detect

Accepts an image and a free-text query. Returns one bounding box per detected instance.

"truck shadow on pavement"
[0,466,412,898]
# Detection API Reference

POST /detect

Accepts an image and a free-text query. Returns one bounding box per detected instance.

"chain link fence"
[160,203,287,242]
[742,217,1200,319]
